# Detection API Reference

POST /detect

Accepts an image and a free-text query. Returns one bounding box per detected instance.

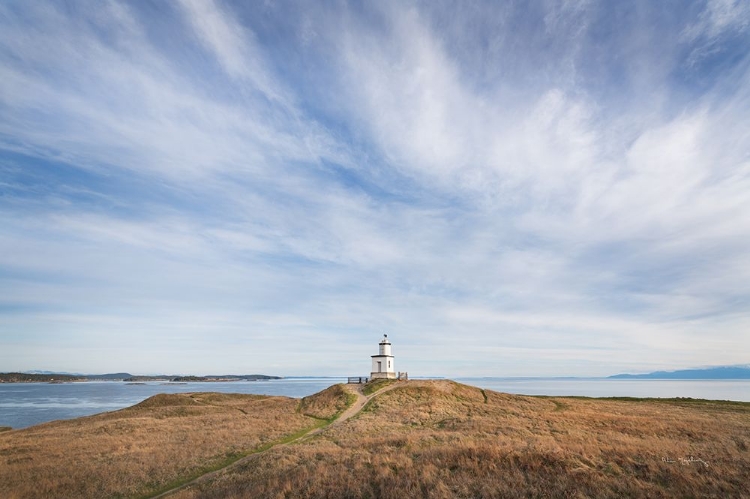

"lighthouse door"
[377,361,382,372]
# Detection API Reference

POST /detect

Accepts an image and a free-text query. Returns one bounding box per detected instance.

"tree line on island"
[0,372,281,383]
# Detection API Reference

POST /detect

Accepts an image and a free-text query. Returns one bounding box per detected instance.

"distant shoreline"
[4,366,748,383]
[0,372,282,384]
[608,366,750,380]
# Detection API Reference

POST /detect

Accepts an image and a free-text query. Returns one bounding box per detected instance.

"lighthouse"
[371,334,396,379]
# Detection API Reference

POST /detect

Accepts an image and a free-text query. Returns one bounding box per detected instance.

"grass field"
[1,380,748,498]
[362,378,397,396]
[174,380,750,499]
[0,387,352,499]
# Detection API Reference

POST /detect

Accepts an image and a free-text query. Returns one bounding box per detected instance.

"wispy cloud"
[0,1,748,376]
[176,0,287,104]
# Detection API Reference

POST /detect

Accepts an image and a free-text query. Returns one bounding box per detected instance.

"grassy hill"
[0,386,352,499]
[1,380,748,498]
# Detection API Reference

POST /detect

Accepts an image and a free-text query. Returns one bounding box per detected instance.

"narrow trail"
[149,381,401,499]
[298,380,400,441]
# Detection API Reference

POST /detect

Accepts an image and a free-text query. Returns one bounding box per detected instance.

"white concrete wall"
[371,355,395,374]
[379,342,392,356]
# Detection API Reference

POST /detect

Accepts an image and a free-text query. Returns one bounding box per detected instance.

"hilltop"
[1,380,748,498]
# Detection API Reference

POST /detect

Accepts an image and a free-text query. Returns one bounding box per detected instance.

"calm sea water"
[0,378,345,429]
[0,377,747,430]
[456,378,750,402]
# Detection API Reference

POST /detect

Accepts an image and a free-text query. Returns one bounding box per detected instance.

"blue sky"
[1,0,749,377]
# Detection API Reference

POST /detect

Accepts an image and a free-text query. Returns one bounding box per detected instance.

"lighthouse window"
[388,361,391,368]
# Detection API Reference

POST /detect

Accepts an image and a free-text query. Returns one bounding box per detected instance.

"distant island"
[0,372,281,383]
[609,365,750,380]
[126,374,281,382]
[0,373,86,383]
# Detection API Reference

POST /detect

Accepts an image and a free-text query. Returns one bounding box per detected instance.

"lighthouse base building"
[371,334,397,380]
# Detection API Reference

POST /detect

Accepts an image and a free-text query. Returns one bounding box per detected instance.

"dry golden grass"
[2,381,748,498]
[0,389,350,499]
[173,380,750,499]
[299,384,356,421]
[362,378,397,396]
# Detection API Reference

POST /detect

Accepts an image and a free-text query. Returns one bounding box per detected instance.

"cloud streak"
[0,0,748,376]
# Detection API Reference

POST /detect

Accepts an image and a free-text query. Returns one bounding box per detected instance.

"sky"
[1,0,749,377]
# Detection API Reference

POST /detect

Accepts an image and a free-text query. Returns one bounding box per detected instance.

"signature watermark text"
[662,456,709,468]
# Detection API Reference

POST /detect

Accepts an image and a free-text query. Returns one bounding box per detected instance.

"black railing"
[347,376,369,384]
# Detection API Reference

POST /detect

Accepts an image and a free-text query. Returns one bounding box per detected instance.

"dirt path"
[149,381,401,499]
[298,380,400,441]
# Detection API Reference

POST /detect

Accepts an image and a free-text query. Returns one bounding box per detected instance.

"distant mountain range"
[609,366,750,380]
[0,372,281,383]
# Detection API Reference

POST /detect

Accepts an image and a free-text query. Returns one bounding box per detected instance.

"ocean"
[454,377,750,401]
[0,377,747,429]
[0,377,345,429]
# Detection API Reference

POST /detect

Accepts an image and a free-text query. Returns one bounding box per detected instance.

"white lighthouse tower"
[371,334,396,379]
